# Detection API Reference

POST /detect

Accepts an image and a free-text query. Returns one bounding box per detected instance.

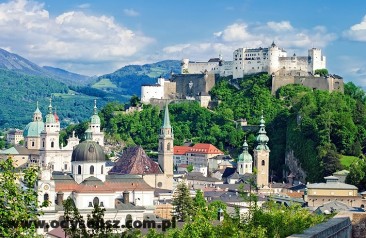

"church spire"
[162,103,171,129]
[256,113,269,150]
[93,99,98,115]
[48,97,53,114]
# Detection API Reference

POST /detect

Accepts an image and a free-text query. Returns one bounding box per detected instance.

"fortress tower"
[308,48,326,74]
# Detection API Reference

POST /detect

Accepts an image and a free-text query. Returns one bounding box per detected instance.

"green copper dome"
[23,121,45,137]
[238,139,252,163]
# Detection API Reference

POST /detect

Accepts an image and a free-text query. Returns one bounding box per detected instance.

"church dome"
[45,113,56,123]
[71,140,105,162]
[90,114,100,124]
[238,151,253,163]
[23,121,44,137]
[238,139,252,163]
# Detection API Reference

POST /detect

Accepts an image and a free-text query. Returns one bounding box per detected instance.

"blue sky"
[0,0,366,87]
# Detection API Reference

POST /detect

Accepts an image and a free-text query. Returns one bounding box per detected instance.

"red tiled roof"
[189,143,223,155]
[174,146,191,155]
[174,144,224,155]
[109,146,162,175]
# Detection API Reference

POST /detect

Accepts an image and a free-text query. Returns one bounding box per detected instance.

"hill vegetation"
[88,73,366,183]
[93,60,181,97]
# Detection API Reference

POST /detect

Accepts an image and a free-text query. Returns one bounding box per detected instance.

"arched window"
[51,141,54,148]
[42,139,45,148]
[90,165,94,174]
[160,142,163,151]
[261,160,265,166]
[32,141,35,147]
[167,143,171,151]
[44,193,49,202]
[240,164,243,169]
[78,165,81,175]
[101,165,104,174]
[93,197,99,206]
[64,164,67,170]
[126,214,132,223]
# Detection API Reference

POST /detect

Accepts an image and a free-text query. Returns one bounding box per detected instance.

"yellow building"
[305,176,363,207]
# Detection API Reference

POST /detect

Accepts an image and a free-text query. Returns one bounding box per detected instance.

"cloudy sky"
[0,0,366,87]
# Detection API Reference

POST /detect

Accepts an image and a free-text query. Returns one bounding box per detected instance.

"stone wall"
[171,73,217,98]
[287,215,352,238]
[272,73,344,95]
[351,213,366,238]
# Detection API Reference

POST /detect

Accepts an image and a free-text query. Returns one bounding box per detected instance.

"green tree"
[0,158,43,237]
[129,95,141,107]
[314,68,329,76]
[346,160,366,190]
[172,182,193,221]
[186,164,193,172]
[320,149,342,177]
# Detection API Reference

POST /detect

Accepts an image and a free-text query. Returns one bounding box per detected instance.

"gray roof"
[307,182,357,190]
[186,172,221,182]
[314,201,351,215]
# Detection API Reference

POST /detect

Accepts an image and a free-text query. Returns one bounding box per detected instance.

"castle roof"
[109,146,162,175]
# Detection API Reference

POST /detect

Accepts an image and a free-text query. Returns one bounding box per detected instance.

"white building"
[141,77,165,103]
[182,42,326,79]
[37,131,155,235]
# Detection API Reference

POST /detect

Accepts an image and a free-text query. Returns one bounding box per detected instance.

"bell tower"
[158,103,173,176]
[253,114,270,188]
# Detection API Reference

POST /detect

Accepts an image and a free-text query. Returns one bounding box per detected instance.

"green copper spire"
[90,99,101,124]
[48,97,53,114]
[34,101,41,114]
[85,127,93,140]
[93,99,98,115]
[45,97,56,123]
[162,103,171,129]
[238,136,252,162]
[256,114,269,150]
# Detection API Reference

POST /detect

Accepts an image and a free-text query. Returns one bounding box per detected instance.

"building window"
[167,143,171,151]
[101,165,104,174]
[44,193,49,202]
[90,165,94,174]
[78,165,81,174]
[64,164,67,170]
[261,160,265,166]
[51,141,54,148]
[42,140,45,148]
[32,141,35,147]
[93,197,99,206]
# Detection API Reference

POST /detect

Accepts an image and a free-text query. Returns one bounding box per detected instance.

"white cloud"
[123,8,139,17]
[344,15,366,41]
[0,0,153,75]
[161,21,336,61]
[78,3,90,9]
[267,21,293,32]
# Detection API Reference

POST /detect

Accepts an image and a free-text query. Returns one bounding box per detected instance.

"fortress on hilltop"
[141,42,343,107]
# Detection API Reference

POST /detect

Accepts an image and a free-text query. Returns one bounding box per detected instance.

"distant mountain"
[0,48,181,129]
[42,66,95,85]
[93,60,181,97]
[0,48,93,86]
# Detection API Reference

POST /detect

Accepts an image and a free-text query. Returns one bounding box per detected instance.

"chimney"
[56,191,64,205]
[123,191,130,204]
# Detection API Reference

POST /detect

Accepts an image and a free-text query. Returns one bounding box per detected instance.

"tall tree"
[0,158,43,237]
[172,182,193,221]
